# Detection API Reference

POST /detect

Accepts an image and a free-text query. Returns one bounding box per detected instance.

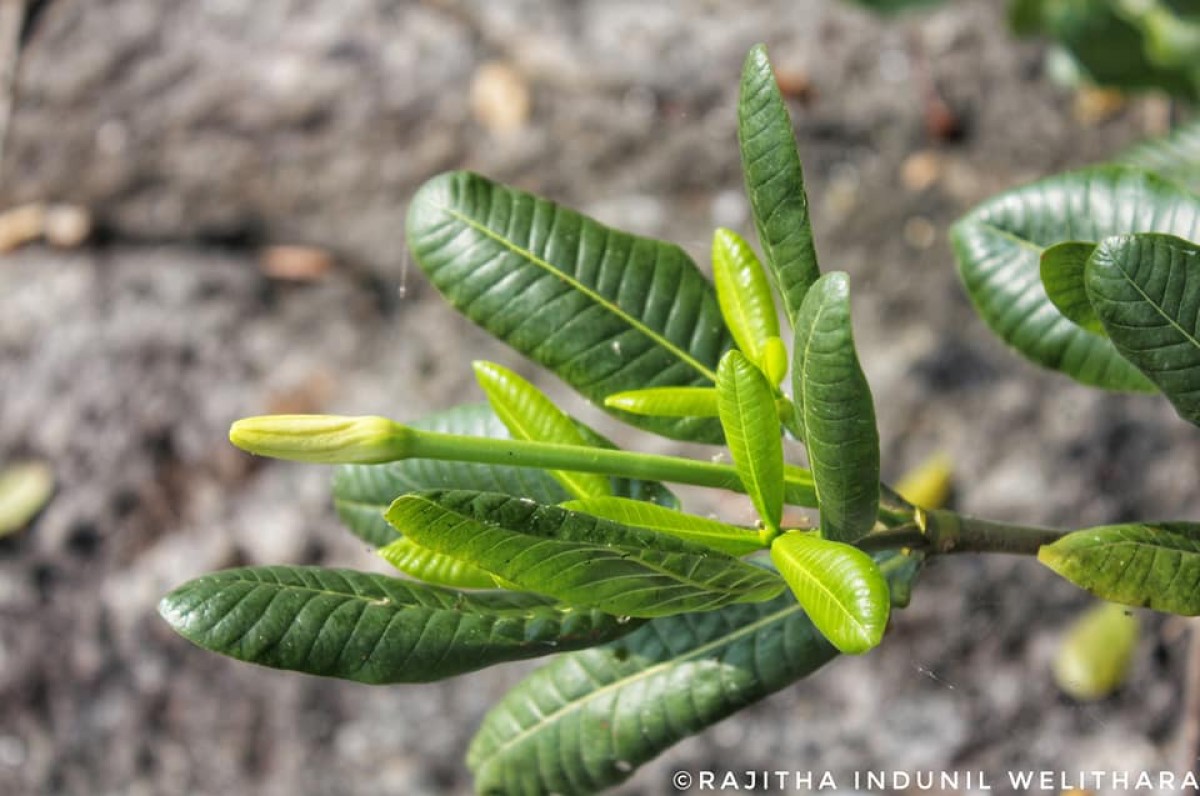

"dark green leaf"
[333,404,569,547]
[738,44,820,325]
[385,490,785,618]
[377,537,498,589]
[158,566,637,684]
[1040,241,1102,333]
[1087,233,1200,425]
[952,166,1200,391]
[467,551,919,794]
[559,496,764,557]
[1016,0,1199,98]
[468,589,837,795]
[717,350,784,531]
[793,272,880,542]
[473,360,612,499]
[1116,117,1200,195]
[769,532,890,654]
[407,171,734,443]
[1039,522,1200,615]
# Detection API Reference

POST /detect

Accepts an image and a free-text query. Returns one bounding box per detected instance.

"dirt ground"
[1,1,1198,794]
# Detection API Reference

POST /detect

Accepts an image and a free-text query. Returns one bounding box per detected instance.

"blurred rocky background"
[0,1,1196,794]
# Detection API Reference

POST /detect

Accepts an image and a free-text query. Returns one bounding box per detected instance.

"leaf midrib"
[194,571,552,618]
[776,543,870,640]
[1102,243,1200,354]
[400,496,778,597]
[443,206,719,383]
[474,601,804,763]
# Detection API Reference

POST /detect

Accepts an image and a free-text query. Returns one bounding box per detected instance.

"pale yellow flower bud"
[228,415,411,464]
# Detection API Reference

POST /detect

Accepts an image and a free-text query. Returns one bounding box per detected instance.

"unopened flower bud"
[229,415,411,464]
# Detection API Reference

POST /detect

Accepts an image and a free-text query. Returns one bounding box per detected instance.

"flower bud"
[229,415,411,464]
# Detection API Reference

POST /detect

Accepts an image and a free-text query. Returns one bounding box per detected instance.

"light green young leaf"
[385,490,785,618]
[603,386,719,418]
[407,171,734,443]
[762,335,789,386]
[1086,233,1200,426]
[1040,241,1102,333]
[952,166,1200,391]
[159,566,638,684]
[717,350,785,532]
[559,496,765,557]
[1039,522,1200,615]
[738,44,820,326]
[769,532,890,654]
[377,537,497,590]
[473,360,612,499]
[467,550,920,794]
[712,228,780,369]
[793,272,880,542]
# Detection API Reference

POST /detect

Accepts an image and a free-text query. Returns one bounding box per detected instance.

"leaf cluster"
[160,43,1200,795]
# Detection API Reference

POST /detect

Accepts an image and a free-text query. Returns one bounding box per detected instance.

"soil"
[1,1,1197,794]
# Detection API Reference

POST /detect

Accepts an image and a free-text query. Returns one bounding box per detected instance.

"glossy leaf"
[1039,522,1200,615]
[159,566,637,684]
[1116,117,1200,195]
[603,386,719,418]
[333,404,569,547]
[1087,233,1200,426]
[793,272,880,542]
[769,532,890,654]
[559,496,764,557]
[385,490,785,617]
[712,228,780,368]
[467,551,919,794]
[738,44,820,325]
[717,350,784,532]
[1053,601,1139,701]
[952,166,1200,391]
[762,335,789,386]
[377,537,497,590]
[469,587,837,794]
[473,360,612,499]
[1040,241,1102,333]
[407,171,734,443]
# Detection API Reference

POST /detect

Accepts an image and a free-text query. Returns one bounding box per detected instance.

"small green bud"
[762,335,788,386]
[229,415,411,464]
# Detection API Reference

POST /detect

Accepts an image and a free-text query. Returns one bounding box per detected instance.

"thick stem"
[407,428,819,506]
[920,509,1065,555]
[858,510,1066,557]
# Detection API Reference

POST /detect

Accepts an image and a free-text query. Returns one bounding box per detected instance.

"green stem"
[407,428,819,506]
[922,509,1065,555]
[859,509,1066,556]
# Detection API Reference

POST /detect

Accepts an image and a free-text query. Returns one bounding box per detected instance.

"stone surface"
[0,1,1194,794]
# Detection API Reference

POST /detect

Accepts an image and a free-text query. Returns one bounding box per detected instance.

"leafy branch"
[159,43,1200,795]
